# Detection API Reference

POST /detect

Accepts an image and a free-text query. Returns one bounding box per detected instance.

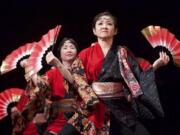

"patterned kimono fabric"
[79,42,164,135]
[44,67,68,134]
[45,62,98,135]
[96,45,143,135]
[12,80,50,135]
[65,57,99,135]
[79,43,109,134]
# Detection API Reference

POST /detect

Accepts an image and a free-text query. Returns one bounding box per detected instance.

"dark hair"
[92,11,118,29]
[57,37,78,59]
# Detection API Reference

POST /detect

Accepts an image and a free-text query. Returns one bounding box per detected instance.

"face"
[60,40,77,62]
[93,15,117,39]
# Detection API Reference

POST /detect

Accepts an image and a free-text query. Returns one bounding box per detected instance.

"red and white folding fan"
[0,88,24,120]
[0,42,36,74]
[141,25,180,66]
[25,25,61,78]
[137,57,152,71]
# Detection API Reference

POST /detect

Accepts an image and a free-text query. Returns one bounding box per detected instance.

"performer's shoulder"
[79,42,98,55]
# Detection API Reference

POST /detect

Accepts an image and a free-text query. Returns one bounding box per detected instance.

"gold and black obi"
[92,82,124,99]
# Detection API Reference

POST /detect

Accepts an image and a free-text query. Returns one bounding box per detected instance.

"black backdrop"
[0,0,180,135]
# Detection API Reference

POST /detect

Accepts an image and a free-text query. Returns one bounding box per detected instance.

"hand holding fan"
[141,25,180,66]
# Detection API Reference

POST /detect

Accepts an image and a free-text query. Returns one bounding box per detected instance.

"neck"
[97,38,113,56]
[98,38,113,48]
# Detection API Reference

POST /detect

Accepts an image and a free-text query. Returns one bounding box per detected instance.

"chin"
[66,57,75,61]
[99,35,111,39]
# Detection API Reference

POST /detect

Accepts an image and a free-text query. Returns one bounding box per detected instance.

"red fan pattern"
[0,42,36,74]
[141,25,180,66]
[25,25,61,78]
[0,88,24,120]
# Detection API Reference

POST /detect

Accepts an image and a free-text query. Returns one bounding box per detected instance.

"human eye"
[62,46,67,50]
[97,21,103,25]
[107,21,113,26]
[69,46,75,50]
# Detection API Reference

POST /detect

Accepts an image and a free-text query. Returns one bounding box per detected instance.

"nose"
[102,24,108,29]
[65,50,74,55]
[66,49,73,53]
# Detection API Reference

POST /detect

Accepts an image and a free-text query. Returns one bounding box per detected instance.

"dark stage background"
[0,0,180,135]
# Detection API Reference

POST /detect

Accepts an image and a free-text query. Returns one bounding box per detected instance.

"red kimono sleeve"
[78,44,106,129]
[46,67,65,98]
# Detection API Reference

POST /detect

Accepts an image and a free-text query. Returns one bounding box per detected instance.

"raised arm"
[45,51,74,83]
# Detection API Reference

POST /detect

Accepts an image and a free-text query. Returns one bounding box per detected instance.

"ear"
[93,28,97,35]
[114,28,118,35]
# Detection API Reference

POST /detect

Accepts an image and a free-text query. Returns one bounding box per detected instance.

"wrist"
[152,62,162,71]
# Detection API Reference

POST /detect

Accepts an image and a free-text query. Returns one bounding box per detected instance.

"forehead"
[63,40,75,46]
[97,15,114,22]
[60,40,77,50]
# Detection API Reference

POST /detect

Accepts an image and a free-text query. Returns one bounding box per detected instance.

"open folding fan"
[0,42,36,74]
[0,88,24,120]
[25,25,61,78]
[141,25,180,66]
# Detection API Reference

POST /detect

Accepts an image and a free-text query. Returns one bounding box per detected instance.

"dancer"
[78,11,170,135]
